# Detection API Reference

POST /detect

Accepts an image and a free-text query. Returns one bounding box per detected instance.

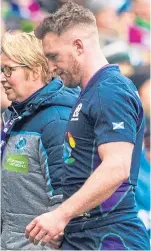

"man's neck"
[81,60,109,89]
[81,53,109,89]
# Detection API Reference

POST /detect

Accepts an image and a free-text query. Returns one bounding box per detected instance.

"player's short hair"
[35,0,96,39]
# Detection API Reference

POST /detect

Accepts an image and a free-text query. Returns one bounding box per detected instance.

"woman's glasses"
[1,65,27,78]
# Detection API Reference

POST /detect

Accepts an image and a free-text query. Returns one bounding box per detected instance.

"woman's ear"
[32,64,42,81]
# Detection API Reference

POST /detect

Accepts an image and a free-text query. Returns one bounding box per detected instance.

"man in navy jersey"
[25,1,150,250]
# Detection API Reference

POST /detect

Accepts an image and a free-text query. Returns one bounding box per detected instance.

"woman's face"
[1,53,32,102]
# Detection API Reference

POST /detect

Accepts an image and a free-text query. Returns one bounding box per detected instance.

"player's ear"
[73,39,84,55]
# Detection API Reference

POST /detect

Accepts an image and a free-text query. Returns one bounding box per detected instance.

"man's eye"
[49,55,57,60]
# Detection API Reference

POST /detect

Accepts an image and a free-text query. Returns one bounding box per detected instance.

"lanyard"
[1,116,21,158]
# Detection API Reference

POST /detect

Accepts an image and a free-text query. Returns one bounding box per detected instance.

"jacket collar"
[8,78,63,115]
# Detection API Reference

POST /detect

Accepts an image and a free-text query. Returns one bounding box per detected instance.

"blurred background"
[1,0,150,236]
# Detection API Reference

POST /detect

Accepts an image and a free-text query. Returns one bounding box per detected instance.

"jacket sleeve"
[39,118,68,198]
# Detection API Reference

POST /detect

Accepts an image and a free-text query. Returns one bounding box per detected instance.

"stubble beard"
[64,54,81,88]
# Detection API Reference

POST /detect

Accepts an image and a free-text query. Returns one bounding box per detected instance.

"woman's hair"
[2,31,50,83]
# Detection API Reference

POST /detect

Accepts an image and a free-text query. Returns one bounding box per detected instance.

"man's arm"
[25,141,133,245]
[59,141,133,218]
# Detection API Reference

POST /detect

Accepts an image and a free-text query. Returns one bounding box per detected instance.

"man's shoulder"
[96,70,137,100]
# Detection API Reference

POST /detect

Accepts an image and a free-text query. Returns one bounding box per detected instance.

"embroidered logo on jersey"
[71,103,82,121]
[112,122,124,130]
[15,137,27,150]
[63,132,76,164]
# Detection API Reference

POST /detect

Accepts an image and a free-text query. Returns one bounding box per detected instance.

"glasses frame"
[1,64,27,78]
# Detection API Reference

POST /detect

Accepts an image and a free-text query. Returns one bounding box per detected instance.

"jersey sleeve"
[91,80,141,146]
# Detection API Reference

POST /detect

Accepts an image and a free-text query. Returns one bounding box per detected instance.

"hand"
[33,232,64,249]
[25,208,69,246]
[46,234,64,249]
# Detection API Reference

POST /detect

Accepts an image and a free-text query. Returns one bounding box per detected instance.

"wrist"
[56,202,73,224]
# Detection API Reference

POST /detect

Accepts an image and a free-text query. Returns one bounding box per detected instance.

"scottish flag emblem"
[112,122,124,130]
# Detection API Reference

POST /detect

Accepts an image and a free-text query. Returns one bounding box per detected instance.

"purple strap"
[1,116,21,158]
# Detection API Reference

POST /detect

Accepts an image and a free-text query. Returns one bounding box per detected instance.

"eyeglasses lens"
[1,66,11,77]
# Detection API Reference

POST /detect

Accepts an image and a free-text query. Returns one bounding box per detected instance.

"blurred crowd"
[1,0,150,235]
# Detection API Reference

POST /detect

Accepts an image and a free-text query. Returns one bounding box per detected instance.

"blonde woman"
[1,31,80,250]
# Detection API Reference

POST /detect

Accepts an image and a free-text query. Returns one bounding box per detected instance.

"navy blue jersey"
[63,65,145,230]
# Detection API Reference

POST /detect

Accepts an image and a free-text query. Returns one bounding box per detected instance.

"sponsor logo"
[63,132,76,164]
[5,154,28,173]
